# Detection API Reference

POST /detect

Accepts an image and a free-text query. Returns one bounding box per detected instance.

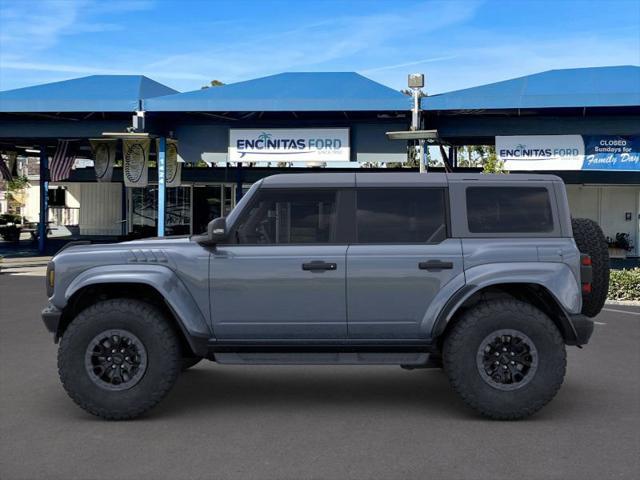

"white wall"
[23,182,40,222]
[78,183,122,235]
[19,181,122,236]
[566,185,640,256]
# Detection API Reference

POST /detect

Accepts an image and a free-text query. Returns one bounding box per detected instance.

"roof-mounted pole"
[408,73,426,173]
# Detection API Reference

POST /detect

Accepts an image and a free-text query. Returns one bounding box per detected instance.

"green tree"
[481,147,507,174]
[386,143,427,169]
[201,80,225,89]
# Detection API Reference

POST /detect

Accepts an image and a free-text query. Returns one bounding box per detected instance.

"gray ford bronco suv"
[42,173,609,420]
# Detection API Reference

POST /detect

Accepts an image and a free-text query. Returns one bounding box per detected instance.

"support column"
[121,182,127,236]
[157,137,166,237]
[38,146,48,254]
[235,162,243,204]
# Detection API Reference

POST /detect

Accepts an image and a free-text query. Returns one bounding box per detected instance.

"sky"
[0,0,639,94]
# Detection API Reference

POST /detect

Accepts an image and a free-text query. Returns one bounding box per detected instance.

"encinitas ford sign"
[497,135,584,170]
[229,128,350,162]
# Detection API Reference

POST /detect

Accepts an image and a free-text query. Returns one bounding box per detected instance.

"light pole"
[408,73,425,173]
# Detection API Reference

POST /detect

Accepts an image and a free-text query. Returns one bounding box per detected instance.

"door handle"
[302,261,337,272]
[419,260,453,271]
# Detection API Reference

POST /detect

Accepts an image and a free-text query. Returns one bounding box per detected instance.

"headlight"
[46,261,55,297]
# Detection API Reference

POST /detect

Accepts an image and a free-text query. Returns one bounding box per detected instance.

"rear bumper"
[566,313,594,346]
[41,304,62,339]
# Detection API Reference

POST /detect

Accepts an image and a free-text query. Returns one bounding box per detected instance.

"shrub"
[608,268,640,301]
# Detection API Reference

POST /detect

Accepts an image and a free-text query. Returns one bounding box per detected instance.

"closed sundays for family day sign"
[229,128,350,162]
[497,135,640,171]
[582,136,640,170]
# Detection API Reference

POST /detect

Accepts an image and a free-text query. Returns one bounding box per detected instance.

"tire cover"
[571,218,610,317]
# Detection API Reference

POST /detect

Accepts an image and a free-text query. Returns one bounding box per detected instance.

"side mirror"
[207,217,227,244]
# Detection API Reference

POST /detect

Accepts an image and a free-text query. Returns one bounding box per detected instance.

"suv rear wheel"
[58,298,181,420]
[443,299,566,420]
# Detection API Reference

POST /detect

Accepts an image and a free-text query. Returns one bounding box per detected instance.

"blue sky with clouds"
[1,0,638,94]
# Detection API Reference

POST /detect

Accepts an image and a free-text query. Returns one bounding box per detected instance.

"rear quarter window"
[466,186,554,233]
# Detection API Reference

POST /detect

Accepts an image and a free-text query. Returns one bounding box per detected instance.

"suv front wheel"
[443,299,566,420]
[58,298,182,420]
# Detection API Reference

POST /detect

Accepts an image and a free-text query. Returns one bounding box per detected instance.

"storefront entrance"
[127,183,240,237]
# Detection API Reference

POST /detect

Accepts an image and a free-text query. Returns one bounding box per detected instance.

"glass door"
[192,185,222,235]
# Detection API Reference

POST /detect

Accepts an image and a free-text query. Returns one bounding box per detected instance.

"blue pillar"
[157,137,166,237]
[38,146,48,254]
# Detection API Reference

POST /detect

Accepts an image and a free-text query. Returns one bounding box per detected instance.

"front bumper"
[567,313,594,346]
[41,304,62,340]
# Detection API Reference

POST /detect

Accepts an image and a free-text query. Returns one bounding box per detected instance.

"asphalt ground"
[1,271,639,480]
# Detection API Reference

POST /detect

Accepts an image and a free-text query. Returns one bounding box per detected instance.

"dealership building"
[0,66,638,258]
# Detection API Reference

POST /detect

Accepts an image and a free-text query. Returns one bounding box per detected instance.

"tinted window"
[466,187,553,233]
[356,188,447,243]
[234,189,337,244]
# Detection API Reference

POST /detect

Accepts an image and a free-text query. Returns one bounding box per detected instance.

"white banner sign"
[229,128,350,162]
[123,138,150,187]
[497,135,585,170]
[90,139,116,182]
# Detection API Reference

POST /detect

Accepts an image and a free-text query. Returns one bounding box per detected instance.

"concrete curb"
[0,257,51,272]
[605,299,640,306]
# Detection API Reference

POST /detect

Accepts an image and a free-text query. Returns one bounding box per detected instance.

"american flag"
[50,140,77,182]
[0,156,12,181]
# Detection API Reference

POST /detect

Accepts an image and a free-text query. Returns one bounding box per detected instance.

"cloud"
[419,30,640,94]
[361,55,459,74]
[0,0,152,61]
[0,60,209,81]
[139,1,484,89]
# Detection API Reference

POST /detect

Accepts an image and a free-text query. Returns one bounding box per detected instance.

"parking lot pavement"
[1,273,639,480]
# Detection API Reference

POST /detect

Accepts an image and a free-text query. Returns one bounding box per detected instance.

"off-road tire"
[572,217,610,317]
[443,299,566,420]
[58,298,181,420]
[181,356,202,371]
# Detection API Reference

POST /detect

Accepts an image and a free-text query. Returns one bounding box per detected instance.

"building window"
[356,188,447,243]
[466,187,553,233]
[130,187,158,237]
[48,188,66,207]
[130,186,191,237]
[234,189,337,244]
[166,187,191,235]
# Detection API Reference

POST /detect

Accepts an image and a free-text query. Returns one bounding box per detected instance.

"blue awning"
[145,72,410,112]
[422,66,640,111]
[0,75,178,113]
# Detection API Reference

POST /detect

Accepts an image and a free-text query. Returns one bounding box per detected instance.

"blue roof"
[422,66,640,111]
[0,75,178,113]
[145,72,410,112]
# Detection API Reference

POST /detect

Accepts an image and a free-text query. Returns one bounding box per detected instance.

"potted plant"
[0,212,23,242]
[606,232,634,259]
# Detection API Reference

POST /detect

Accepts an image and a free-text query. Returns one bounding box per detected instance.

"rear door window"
[466,187,553,233]
[356,188,447,243]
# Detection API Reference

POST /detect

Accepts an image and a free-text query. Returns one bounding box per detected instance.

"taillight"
[580,254,592,296]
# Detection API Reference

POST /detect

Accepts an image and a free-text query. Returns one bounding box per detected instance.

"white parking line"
[594,321,607,325]
[602,308,640,317]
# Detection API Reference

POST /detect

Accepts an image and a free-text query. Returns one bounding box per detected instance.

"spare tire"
[571,218,610,317]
